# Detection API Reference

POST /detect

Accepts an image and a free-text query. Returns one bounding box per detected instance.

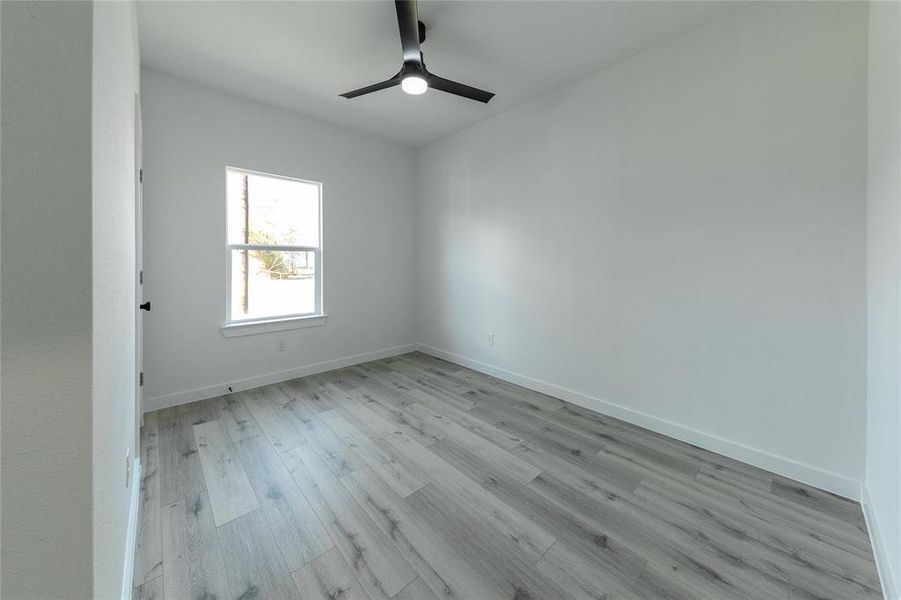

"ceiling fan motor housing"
[403,60,427,78]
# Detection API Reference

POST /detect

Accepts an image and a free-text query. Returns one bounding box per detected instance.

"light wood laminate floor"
[133,352,883,600]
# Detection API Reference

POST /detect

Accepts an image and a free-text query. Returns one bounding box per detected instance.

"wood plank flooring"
[134,352,883,600]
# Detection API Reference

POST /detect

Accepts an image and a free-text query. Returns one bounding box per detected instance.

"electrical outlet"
[487,333,495,348]
[276,338,287,352]
[125,449,131,487]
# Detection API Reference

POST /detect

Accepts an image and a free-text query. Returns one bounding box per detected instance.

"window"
[225,167,322,328]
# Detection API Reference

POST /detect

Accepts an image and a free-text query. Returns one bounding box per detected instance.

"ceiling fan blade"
[428,74,495,103]
[395,0,422,63]
[339,73,402,99]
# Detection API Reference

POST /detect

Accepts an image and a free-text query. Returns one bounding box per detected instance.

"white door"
[135,94,145,429]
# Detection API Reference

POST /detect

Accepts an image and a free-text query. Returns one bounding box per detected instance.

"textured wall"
[416,2,867,494]
[92,1,141,597]
[865,1,901,597]
[141,69,417,407]
[1,2,95,597]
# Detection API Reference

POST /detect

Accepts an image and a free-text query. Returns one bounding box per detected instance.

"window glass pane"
[230,249,316,321]
[227,169,320,247]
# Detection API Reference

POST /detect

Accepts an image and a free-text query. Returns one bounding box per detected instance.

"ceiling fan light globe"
[401,75,428,95]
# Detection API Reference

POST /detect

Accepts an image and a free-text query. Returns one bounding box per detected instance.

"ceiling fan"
[340,0,495,103]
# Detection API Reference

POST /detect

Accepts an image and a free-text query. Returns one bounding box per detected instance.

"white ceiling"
[138,0,747,148]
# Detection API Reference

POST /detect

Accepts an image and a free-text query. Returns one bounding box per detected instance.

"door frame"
[135,93,144,431]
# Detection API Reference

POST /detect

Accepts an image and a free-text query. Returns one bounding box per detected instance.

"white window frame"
[221,166,325,336]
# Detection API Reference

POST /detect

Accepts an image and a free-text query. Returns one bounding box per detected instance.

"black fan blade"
[428,74,495,103]
[395,0,421,63]
[340,73,402,99]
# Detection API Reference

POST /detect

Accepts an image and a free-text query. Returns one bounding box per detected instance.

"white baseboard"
[142,339,861,501]
[416,343,862,501]
[862,484,900,600]
[121,457,141,600]
[143,344,417,413]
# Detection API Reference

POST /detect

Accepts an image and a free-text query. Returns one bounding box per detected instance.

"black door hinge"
[139,372,144,386]
[139,270,143,285]
[139,168,143,183]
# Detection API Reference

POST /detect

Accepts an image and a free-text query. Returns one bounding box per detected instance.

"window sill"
[220,314,327,338]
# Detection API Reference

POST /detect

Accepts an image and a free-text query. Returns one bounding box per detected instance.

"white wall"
[865,1,901,597]
[141,69,417,408]
[1,2,95,597]
[92,1,141,598]
[416,2,868,497]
